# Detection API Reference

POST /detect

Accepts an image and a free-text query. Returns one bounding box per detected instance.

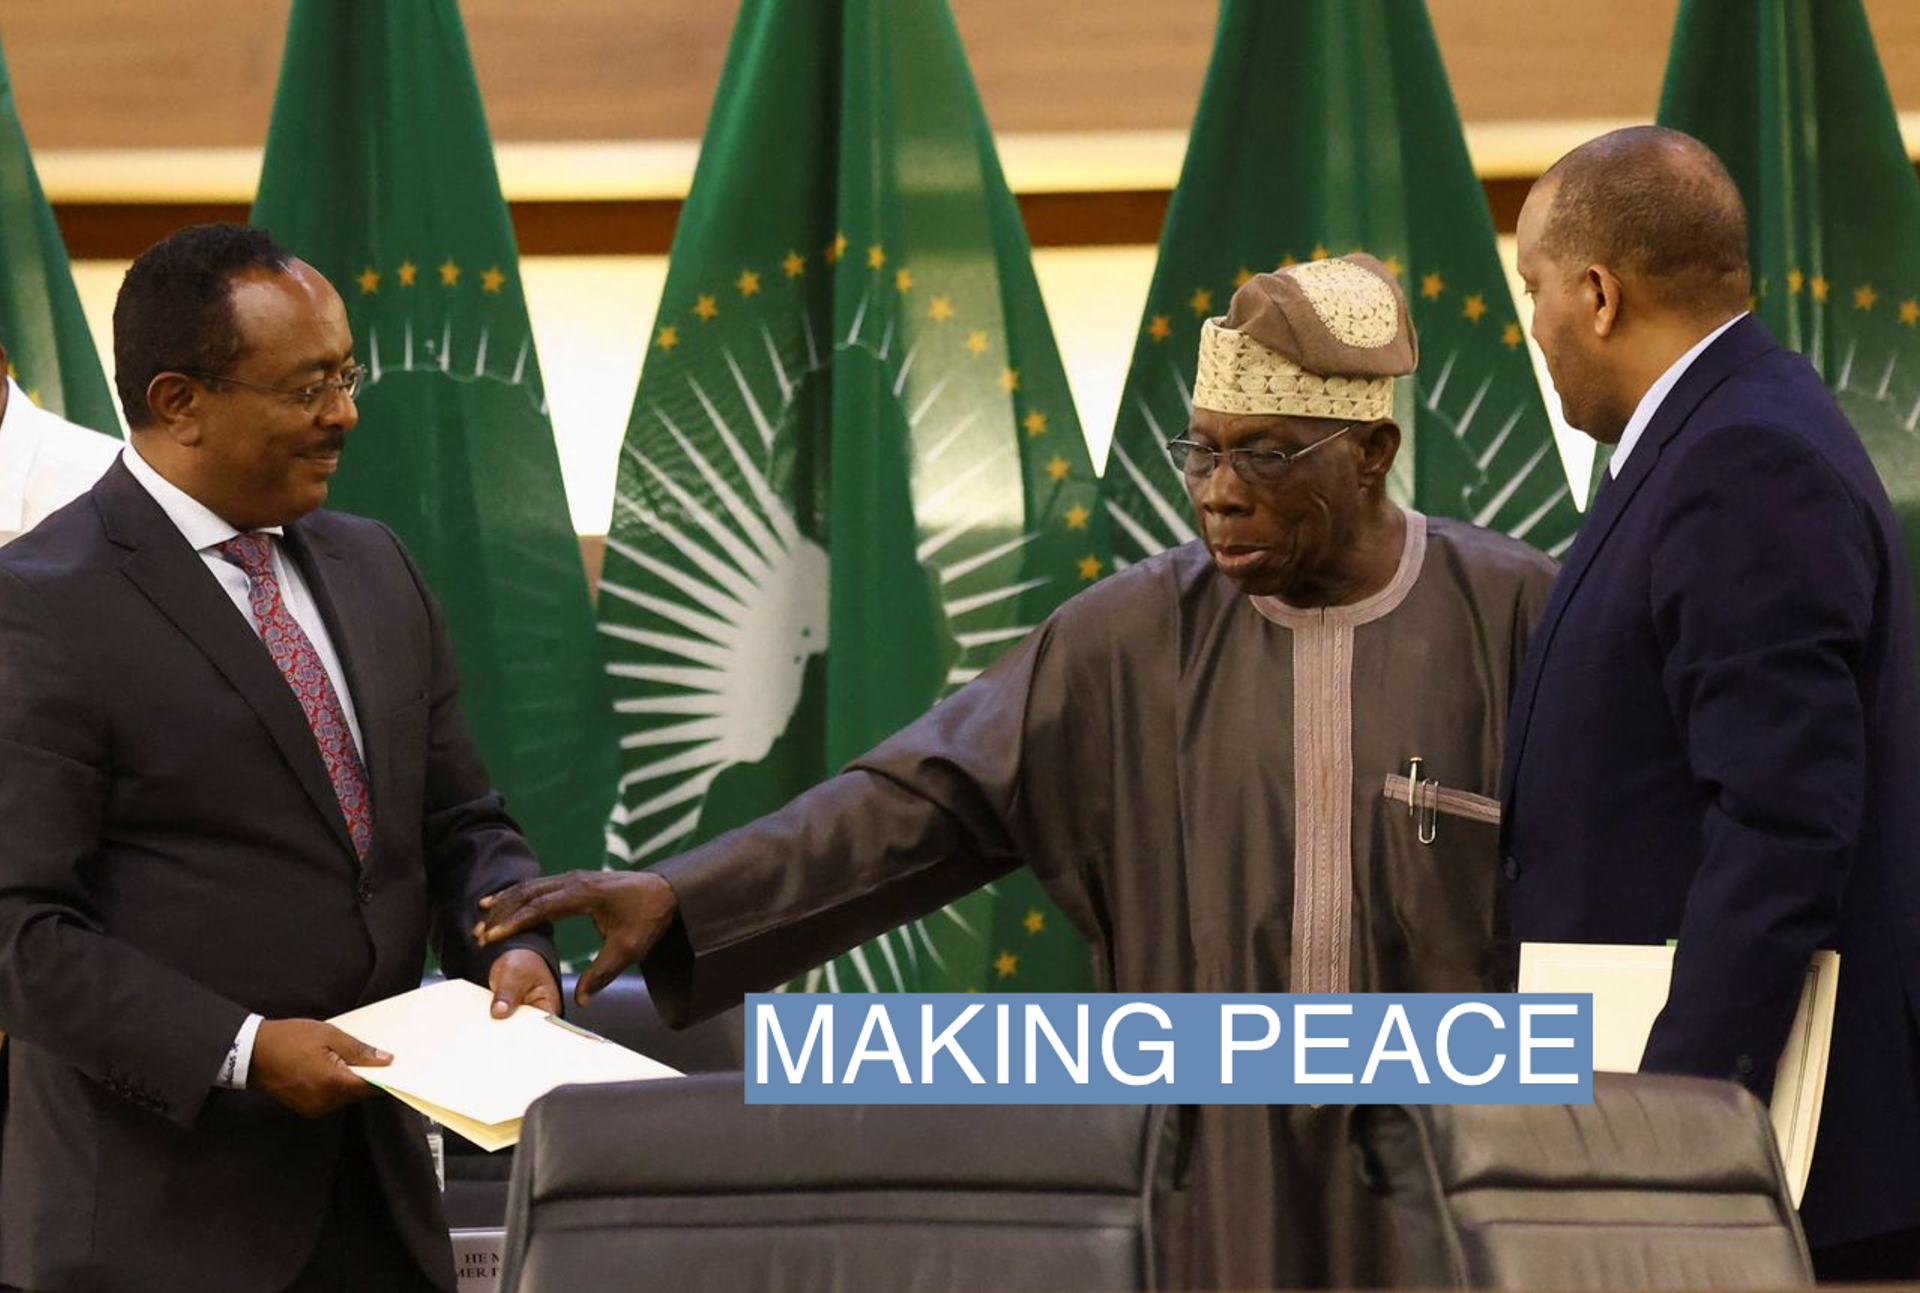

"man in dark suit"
[1504,126,1920,1279]
[0,224,561,1293]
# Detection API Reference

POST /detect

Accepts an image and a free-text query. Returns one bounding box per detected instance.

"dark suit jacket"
[1501,316,1920,1249]
[0,459,554,1292]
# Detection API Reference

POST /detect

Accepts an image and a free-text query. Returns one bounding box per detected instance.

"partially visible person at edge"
[0,337,120,547]
[1503,125,1920,1280]
[477,253,1559,1290]
[0,223,560,1293]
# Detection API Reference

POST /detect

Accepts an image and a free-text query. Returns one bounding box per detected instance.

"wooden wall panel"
[3,1,1918,153]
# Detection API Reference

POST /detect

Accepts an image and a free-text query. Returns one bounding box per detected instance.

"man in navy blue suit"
[1504,125,1920,1279]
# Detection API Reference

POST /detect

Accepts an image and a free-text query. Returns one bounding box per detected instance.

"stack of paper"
[330,979,681,1151]
[1518,942,1839,1206]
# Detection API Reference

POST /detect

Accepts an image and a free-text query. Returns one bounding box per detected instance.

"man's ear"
[1588,264,1623,339]
[1354,419,1401,487]
[144,373,204,445]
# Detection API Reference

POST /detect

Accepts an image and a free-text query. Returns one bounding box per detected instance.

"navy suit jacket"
[1502,316,1920,1248]
[0,460,554,1292]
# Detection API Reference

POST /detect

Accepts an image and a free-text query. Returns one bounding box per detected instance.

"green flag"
[1103,0,1580,566]
[1658,0,1920,629]
[251,0,619,962]
[599,0,1107,993]
[0,33,117,435]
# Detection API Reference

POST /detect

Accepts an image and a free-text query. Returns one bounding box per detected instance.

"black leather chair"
[440,971,744,1229]
[499,1073,1175,1293]
[1351,1072,1814,1289]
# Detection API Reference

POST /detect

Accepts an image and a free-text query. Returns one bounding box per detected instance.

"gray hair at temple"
[1535,125,1751,319]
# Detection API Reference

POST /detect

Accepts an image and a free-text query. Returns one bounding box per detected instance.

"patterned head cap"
[1192,253,1418,421]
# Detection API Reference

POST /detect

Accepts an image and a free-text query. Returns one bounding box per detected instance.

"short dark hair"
[1537,125,1751,318]
[112,223,293,428]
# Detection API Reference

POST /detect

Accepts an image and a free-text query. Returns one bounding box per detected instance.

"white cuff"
[216,1013,264,1090]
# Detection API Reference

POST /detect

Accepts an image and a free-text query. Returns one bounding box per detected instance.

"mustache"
[306,436,346,455]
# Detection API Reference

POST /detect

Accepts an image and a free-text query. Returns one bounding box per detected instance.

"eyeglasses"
[1165,422,1356,486]
[179,363,368,412]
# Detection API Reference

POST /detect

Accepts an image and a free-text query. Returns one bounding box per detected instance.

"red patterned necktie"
[215,533,373,860]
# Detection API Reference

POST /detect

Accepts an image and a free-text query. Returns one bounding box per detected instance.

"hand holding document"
[329,979,681,1151]
[1518,943,1838,1206]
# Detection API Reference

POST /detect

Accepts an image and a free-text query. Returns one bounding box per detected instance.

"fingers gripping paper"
[330,980,681,1151]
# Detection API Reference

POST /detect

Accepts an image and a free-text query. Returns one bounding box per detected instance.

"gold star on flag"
[693,293,719,321]
[356,267,380,294]
[1421,272,1445,299]
[397,261,417,287]
[867,244,886,270]
[929,294,954,322]
[1023,409,1047,436]
[1502,322,1524,349]
[782,251,806,278]
[998,367,1020,392]
[1147,314,1172,343]
[1901,299,1919,326]
[1023,909,1046,935]
[1279,253,1299,267]
[1310,244,1330,261]
[1046,456,1071,482]
[895,267,913,293]
[736,269,761,296]
[825,231,848,264]
[1233,267,1253,288]
[965,330,990,355]
[1382,255,1404,277]
[1462,293,1487,323]
[1078,554,1103,580]
[1788,268,1805,295]
[1188,287,1212,316]
[994,951,1019,979]
[656,325,680,351]
[1811,275,1831,302]
[480,266,506,294]
[1064,504,1090,530]
[1854,283,1878,311]
[438,258,461,286]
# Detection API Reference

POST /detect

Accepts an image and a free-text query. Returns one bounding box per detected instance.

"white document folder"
[330,979,682,1151]
[1518,942,1839,1206]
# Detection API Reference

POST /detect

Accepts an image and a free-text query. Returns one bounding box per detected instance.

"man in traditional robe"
[479,254,1557,1290]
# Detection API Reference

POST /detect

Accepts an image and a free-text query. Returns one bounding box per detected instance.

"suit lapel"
[282,519,392,843]
[97,462,361,866]
[1502,316,1780,830]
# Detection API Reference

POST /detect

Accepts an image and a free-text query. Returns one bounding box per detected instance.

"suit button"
[357,882,373,905]
[1502,855,1520,880]
[1734,1053,1755,1077]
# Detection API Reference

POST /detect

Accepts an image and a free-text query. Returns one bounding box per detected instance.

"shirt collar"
[1609,312,1746,477]
[120,438,285,551]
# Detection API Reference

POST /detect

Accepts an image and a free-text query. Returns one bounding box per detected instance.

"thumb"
[328,1026,391,1068]
[576,943,630,1006]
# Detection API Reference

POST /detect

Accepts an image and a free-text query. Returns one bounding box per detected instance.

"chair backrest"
[500,1073,1173,1293]
[438,971,744,1231]
[1351,1072,1814,1290]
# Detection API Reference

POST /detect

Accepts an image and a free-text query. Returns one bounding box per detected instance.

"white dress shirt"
[1608,313,1747,478]
[120,441,367,1090]
[0,377,122,545]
